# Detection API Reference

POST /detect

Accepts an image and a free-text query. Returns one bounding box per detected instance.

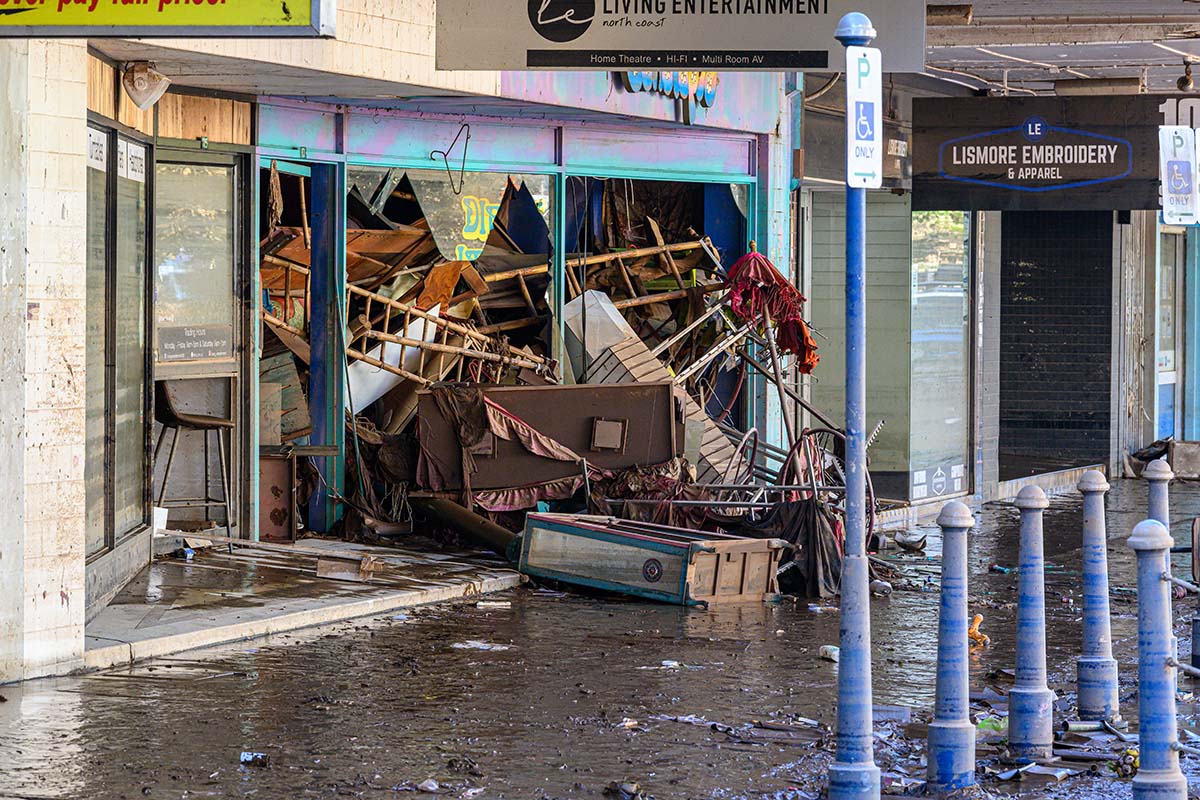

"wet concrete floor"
[3,479,1200,799]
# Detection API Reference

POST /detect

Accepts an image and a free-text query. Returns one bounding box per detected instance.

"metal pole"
[1076,470,1120,723]
[827,12,880,800]
[1129,519,1188,800]
[927,501,976,794]
[1009,485,1054,761]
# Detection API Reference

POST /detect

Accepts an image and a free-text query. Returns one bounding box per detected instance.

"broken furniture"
[519,513,786,606]
[415,382,685,510]
[154,380,235,531]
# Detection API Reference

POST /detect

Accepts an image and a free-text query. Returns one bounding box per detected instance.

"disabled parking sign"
[846,46,882,189]
[1159,125,1198,225]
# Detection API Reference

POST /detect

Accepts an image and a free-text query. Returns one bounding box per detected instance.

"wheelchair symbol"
[855,101,875,142]
[1169,160,1193,194]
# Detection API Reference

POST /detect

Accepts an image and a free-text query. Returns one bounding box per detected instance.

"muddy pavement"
[2,479,1200,799]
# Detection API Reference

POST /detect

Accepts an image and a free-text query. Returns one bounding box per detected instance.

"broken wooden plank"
[416,261,467,310]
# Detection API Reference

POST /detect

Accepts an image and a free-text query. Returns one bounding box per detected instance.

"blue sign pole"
[827,12,881,800]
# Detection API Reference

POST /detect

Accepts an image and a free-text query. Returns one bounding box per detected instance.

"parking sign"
[846,46,883,189]
[1159,125,1198,225]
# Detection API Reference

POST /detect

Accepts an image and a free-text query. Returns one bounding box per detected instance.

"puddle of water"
[1,479,1199,798]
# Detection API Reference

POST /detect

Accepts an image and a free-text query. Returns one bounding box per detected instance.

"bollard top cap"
[1014,485,1049,510]
[1144,458,1175,480]
[936,500,975,531]
[835,12,877,45]
[1077,469,1110,494]
[1128,518,1172,551]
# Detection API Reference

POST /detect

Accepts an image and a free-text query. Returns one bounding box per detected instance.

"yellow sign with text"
[0,0,331,35]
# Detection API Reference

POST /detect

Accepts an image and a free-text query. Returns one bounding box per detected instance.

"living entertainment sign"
[436,0,926,72]
[913,96,1160,211]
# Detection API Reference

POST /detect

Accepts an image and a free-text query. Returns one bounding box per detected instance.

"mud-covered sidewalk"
[3,479,1200,799]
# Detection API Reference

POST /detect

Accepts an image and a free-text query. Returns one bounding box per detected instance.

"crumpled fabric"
[417,383,599,507]
[725,249,820,373]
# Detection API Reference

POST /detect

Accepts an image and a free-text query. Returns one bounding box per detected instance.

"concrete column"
[0,39,88,683]
[1129,519,1188,800]
[1076,470,1120,722]
[926,501,976,793]
[1009,485,1054,760]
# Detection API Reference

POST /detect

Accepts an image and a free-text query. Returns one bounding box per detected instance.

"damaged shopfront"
[246,89,772,544]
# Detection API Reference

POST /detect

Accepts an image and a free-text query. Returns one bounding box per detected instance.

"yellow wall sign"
[0,0,332,35]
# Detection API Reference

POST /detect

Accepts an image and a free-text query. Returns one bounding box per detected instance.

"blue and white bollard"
[1146,459,1173,529]
[1144,459,1180,670]
[1076,470,1120,723]
[927,501,977,793]
[1129,519,1188,800]
[827,11,881,800]
[1009,485,1055,761]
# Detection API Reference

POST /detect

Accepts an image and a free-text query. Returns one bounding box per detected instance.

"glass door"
[1159,229,1186,440]
[152,151,247,535]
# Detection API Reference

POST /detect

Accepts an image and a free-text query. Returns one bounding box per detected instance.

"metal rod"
[762,309,802,479]
[649,295,729,357]
[1165,573,1200,594]
[1167,657,1200,679]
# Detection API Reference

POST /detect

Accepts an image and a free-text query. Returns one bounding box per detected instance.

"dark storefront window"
[85,124,153,557]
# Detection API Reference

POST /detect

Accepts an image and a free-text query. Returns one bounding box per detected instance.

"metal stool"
[153,380,235,530]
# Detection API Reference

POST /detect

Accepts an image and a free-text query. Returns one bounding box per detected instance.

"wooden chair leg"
[216,427,234,533]
[157,426,180,506]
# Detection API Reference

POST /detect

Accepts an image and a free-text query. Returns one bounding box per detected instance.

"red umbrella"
[725,243,819,373]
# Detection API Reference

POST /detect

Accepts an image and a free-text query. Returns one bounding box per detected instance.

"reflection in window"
[114,143,149,539]
[85,133,108,560]
[154,163,236,363]
[910,211,971,498]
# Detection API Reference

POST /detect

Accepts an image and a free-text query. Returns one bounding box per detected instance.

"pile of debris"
[257,166,882,604]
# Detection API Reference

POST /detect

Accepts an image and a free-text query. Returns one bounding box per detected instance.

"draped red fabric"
[724,249,820,374]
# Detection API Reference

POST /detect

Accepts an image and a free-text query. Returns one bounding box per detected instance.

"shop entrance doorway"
[998,210,1113,481]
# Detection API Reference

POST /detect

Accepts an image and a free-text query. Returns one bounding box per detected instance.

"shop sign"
[913,96,1160,211]
[911,463,965,501]
[1159,126,1198,225]
[436,0,926,73]
[0,0,333,37]
[616,71,718,125]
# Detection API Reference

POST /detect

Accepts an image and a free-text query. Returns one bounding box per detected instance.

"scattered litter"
[819,645,840,663]
[459,790,485,799]
[417,778,440,793]
[637,660,702,671]
[603,781,647,800]
[807,604,837,614]
[880,772,923,794]
[869,580,893,597]
[968,614,991,647]
[1026,764,1079,781]
[989,564,1013,575]
[239,752,270,768]
[976,715,1007,733]
[616,718,644,730]
[451,640,510,652]
[475,600,512,609]
[872,705,911,724]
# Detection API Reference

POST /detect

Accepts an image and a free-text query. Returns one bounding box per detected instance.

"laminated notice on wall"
[87,129,106,172]
[118,141,147,184]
